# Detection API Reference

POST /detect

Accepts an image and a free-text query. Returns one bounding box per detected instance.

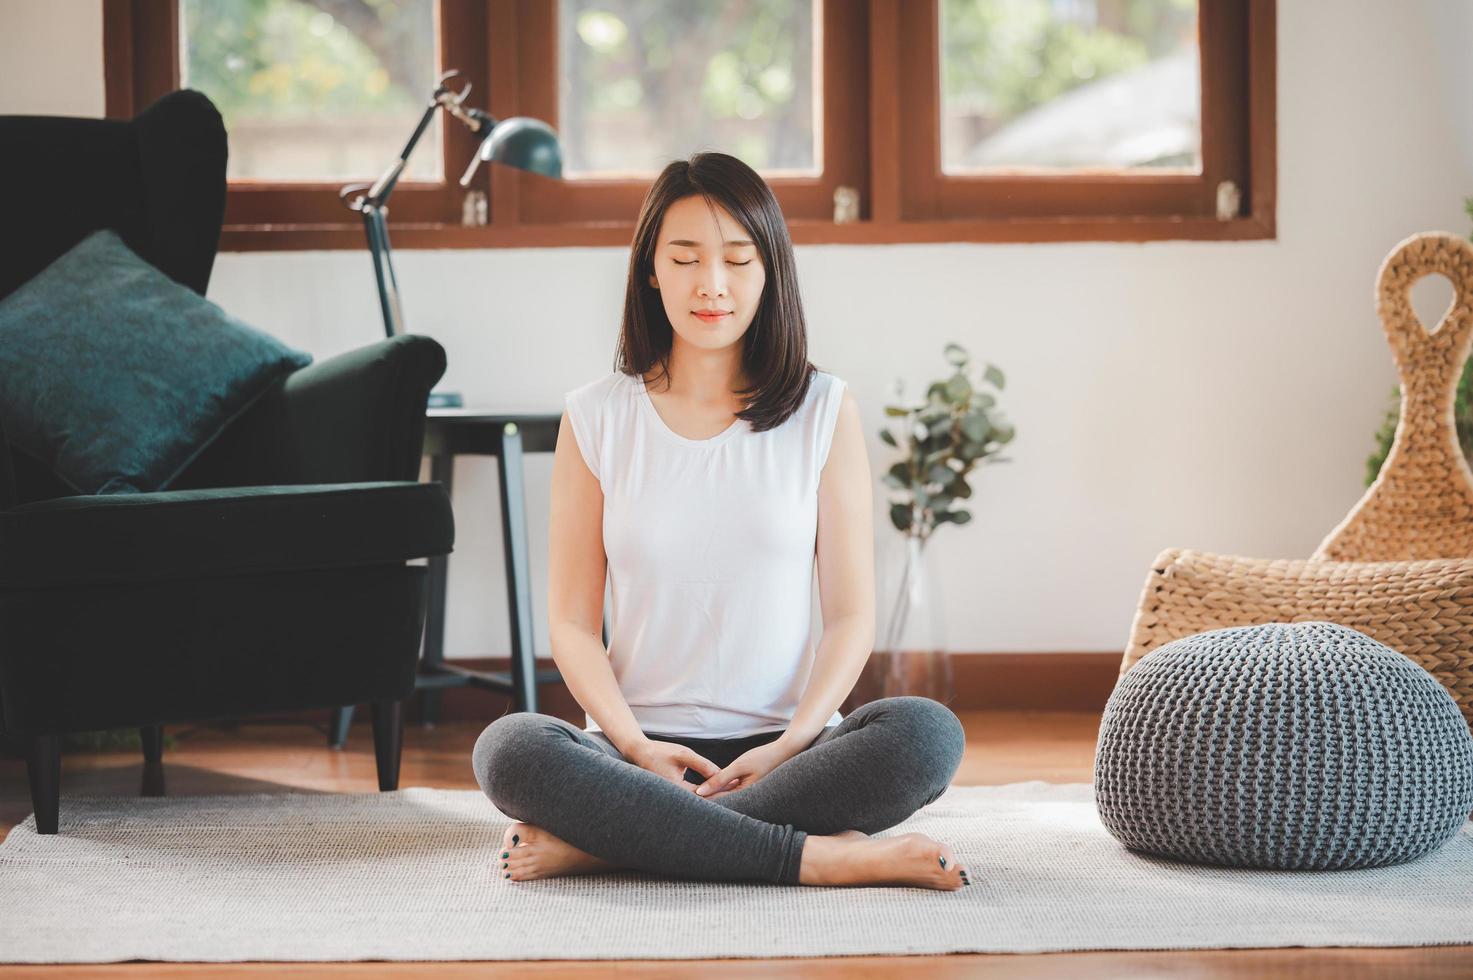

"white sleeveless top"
[563,368,848,739]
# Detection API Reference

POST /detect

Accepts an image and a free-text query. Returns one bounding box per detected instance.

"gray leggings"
[471,695,966,885]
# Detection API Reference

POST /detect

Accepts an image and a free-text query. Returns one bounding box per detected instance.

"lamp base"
[427,389,464,409]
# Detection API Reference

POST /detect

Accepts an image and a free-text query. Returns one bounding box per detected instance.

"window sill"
[218,214,1276,252]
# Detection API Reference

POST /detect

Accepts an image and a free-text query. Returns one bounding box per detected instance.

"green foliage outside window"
[181,0,431,117]
[940,0,1197,130]
[561,0,815,170]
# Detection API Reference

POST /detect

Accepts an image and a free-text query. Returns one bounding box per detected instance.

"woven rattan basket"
[1120,232,1473,729]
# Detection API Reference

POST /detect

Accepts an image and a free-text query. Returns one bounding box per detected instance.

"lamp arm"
[343,70,501,340]
[365,77,495,208]
[450,104,498,136]
[365,100,441,207]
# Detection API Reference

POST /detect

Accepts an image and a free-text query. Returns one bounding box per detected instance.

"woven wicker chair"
[1119,232,1473,729]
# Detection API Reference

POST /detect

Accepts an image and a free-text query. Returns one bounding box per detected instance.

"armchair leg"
[139,725,166,797]
[140,725,163,764]
[26,735,60,835]
[329,706,355,749]
[371,700,403,791]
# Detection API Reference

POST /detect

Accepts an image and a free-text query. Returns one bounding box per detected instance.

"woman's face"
[647,195,766,354]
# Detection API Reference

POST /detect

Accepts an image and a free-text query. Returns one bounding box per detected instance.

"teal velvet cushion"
[0,229,311,494]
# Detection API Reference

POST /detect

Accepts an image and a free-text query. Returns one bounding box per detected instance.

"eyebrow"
[666,238,755,247]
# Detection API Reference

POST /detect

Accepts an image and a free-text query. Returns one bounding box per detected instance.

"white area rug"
[1,782,1470,963]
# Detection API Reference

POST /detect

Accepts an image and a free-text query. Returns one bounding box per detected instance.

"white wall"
[3,0,1472,659]
[0,1,105,116]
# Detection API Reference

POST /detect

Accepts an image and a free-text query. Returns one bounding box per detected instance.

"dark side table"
[328,408,607,746]
[417,408,562,724]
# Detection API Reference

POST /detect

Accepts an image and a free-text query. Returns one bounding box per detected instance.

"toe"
[935,842,968,887]
[502,821,535,851]
[504,853,532,881]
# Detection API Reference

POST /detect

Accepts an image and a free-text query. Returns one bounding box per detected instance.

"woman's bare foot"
[498,821,622,882]
[798,832,968,890]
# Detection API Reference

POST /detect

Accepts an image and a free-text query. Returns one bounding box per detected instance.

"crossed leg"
[472,696,967,886]
[472,711,809,883]
[703,696,967,835]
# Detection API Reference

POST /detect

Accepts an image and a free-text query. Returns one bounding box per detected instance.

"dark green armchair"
[0,90,455,834]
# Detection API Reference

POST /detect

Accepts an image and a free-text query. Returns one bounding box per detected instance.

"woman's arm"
[547,409,649,757]
[775,388,877,755]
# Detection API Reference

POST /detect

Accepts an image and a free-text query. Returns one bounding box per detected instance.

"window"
[104,0,1274,249]
[888,0,1271,236]
[505,0,866,227]
[107,0,487,243]
[938,0,1202,173]
[557,1,820,177]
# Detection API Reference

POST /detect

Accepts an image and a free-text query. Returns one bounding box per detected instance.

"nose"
[697,266,728,299]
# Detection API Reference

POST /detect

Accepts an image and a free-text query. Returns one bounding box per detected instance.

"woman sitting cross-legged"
[472,152,969,890]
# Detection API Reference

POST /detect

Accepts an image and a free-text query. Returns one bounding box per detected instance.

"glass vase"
[876,533,953,704]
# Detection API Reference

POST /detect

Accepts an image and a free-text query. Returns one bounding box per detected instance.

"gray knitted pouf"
[1094,621,1473,870]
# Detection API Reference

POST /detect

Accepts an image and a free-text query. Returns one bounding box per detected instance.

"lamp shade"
[480,117,562,178]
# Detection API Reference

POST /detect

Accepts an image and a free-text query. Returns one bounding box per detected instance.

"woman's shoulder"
[813,368,845,388]
[563,372,636,481]
[567,370,627,399]
[565,370,638,415]
[807,369,848,408]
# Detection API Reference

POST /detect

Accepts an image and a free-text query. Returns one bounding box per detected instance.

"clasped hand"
[629,739,793,800]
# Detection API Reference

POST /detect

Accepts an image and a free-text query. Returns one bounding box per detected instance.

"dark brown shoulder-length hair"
[614,151,819,433]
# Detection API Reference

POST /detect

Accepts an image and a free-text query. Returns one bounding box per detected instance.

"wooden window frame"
[103,0,1275,250]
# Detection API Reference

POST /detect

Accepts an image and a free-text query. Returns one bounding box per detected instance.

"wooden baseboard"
[389,651,1123,726]
[945,651,1123,710]
[0,653,1123,753]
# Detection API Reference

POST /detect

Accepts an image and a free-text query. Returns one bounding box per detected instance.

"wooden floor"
[1,710,1467,978]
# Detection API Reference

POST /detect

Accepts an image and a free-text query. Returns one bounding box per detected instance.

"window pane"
[179,0,441,182]
[940,0,1200,173]
[557,0,819,178]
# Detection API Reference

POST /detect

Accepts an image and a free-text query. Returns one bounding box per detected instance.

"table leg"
[498,422,539,714]
[420,451,455,725]
[328,707,354,748]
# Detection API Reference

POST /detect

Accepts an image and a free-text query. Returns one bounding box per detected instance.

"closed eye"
[673,260,752,266]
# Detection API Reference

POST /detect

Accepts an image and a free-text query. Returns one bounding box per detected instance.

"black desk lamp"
[341,70,563,408]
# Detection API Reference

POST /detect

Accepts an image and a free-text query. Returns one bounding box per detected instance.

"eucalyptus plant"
[880,342,1015,542]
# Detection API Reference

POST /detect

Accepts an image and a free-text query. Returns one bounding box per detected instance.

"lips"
[693,311,731,321]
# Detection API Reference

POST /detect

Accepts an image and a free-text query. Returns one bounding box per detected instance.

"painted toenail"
[939,856,947,868]
[504,872,511,878]
[501,852,509,858]
[502,862,508,869]
[512,834,519,844]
